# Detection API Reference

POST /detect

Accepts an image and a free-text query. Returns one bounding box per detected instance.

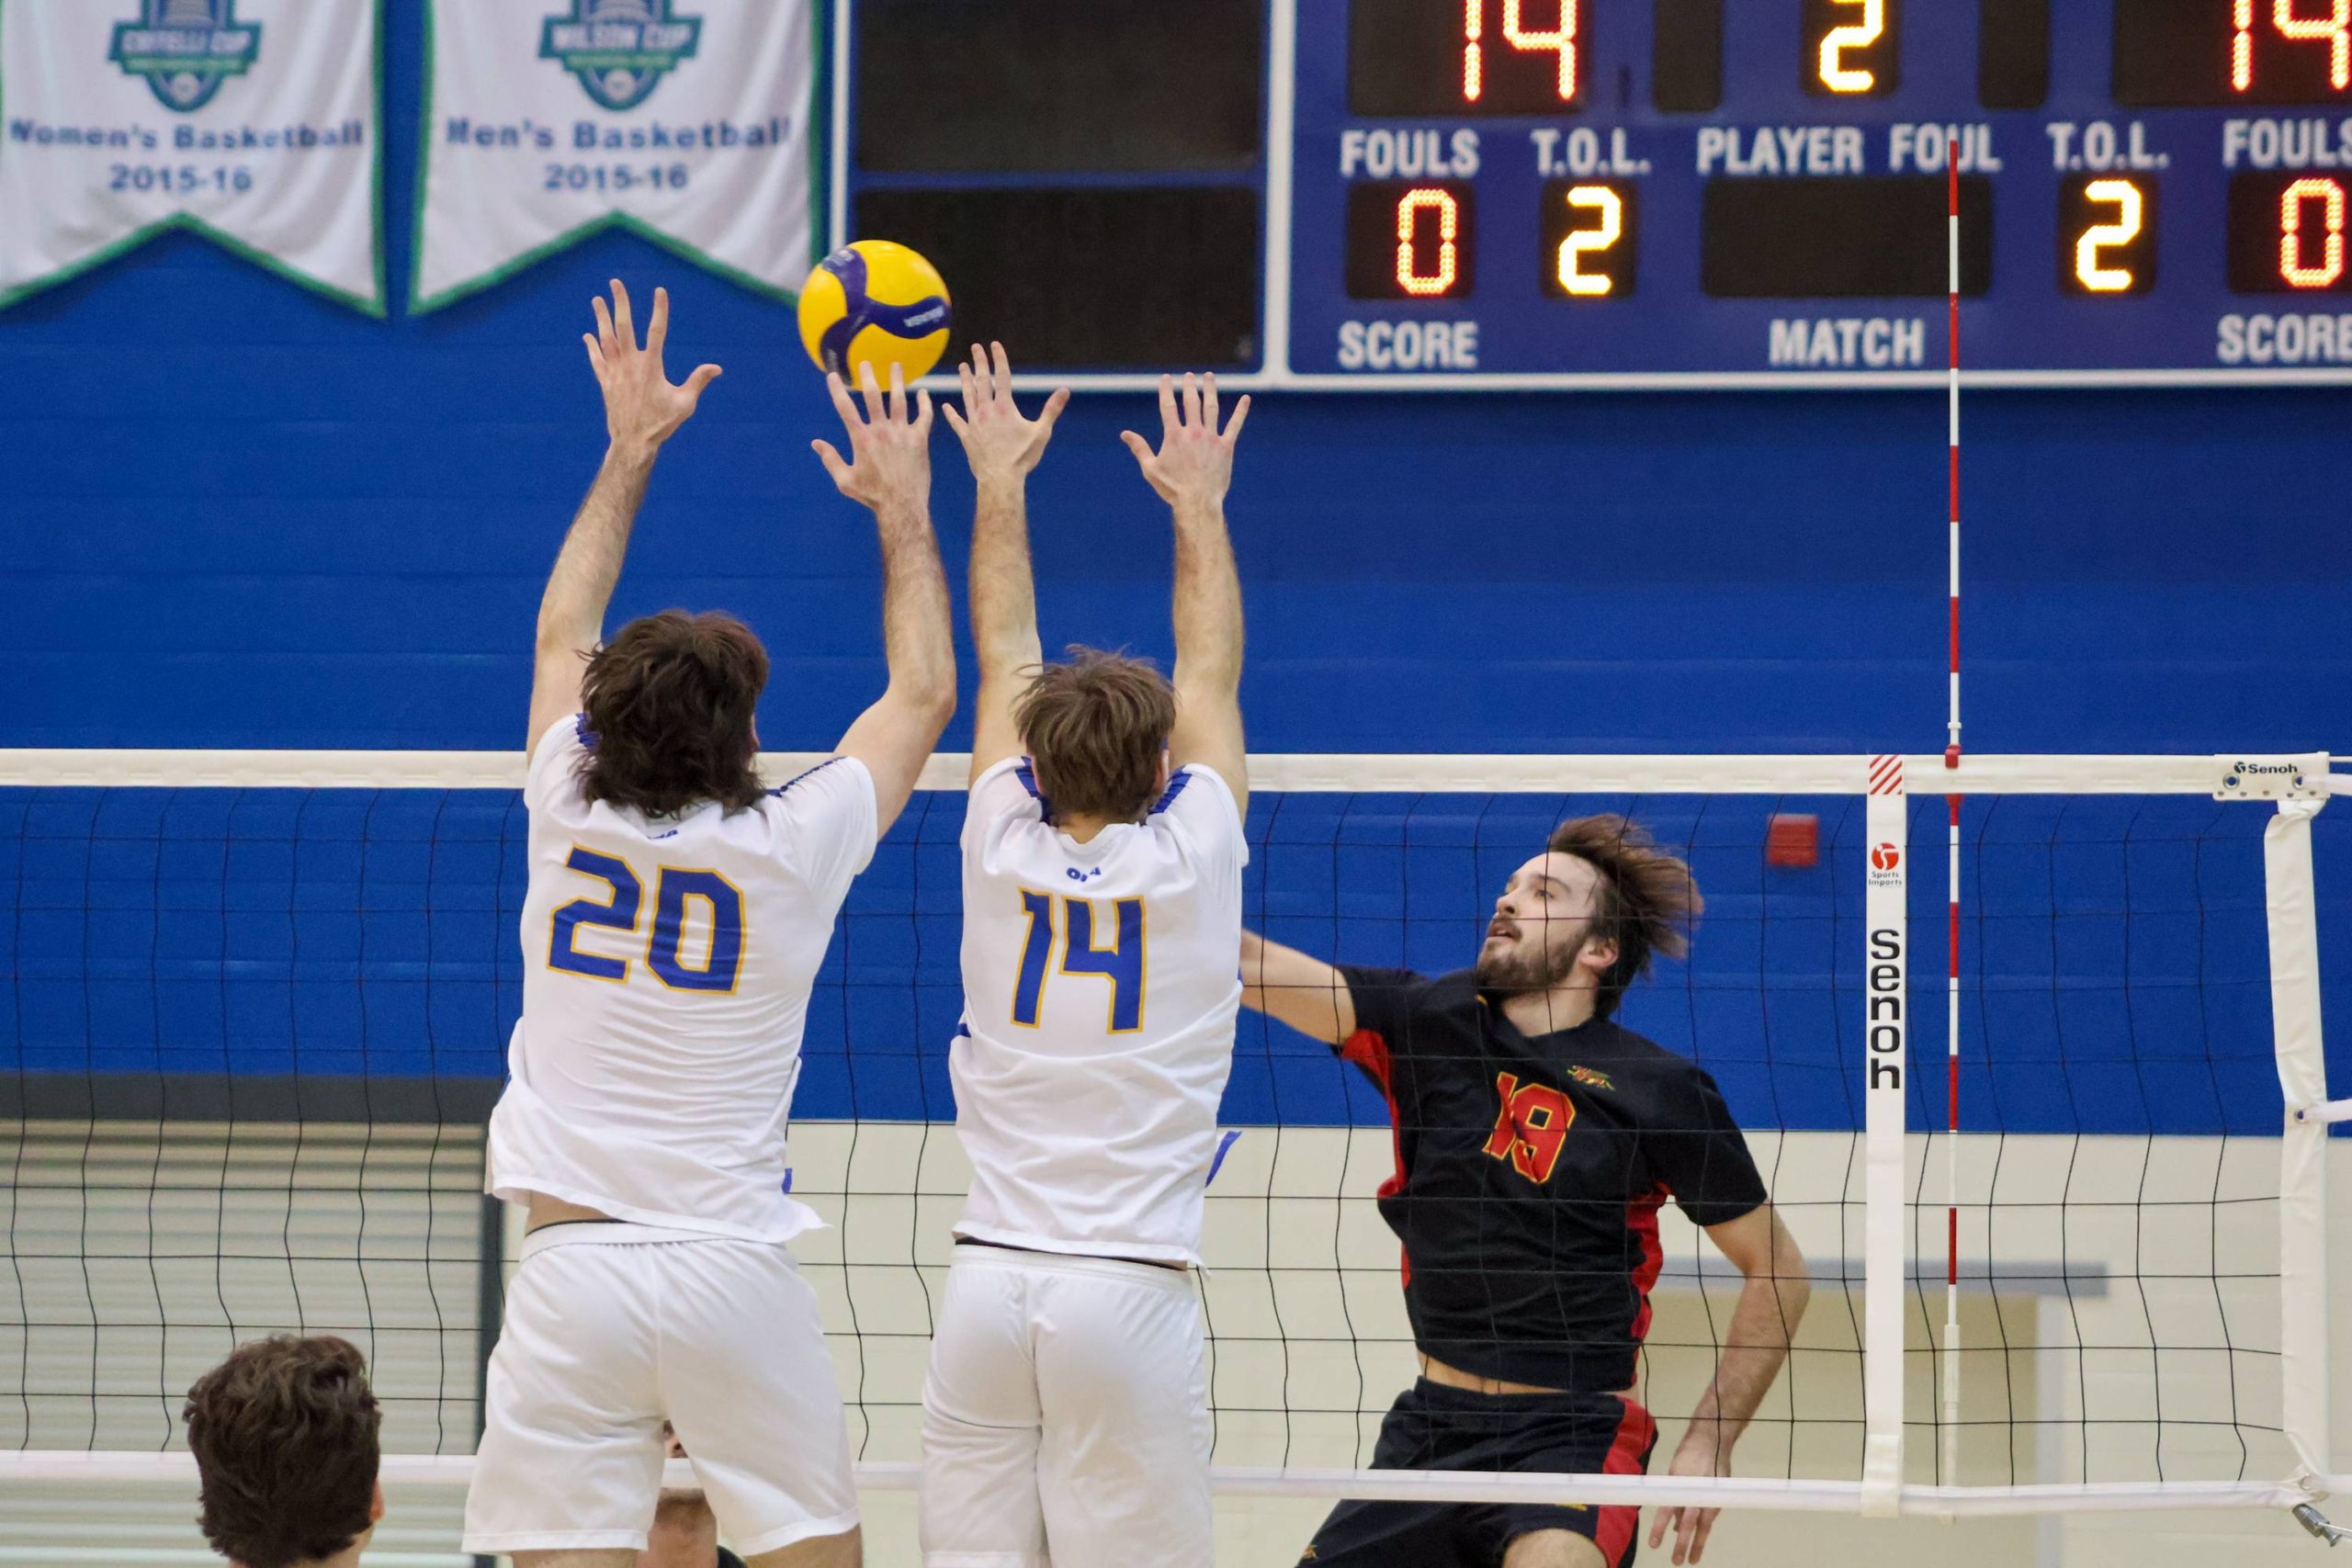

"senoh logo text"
[1868,928,1904,1090]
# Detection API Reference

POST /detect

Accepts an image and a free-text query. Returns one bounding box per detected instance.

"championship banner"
[413,0,819,313]
[0,0,382,314]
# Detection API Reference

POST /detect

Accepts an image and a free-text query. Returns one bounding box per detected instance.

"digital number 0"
[1557,186,1623,297]
[2235,0,2352,93]
[2281,175,2347,288]
[2075,179,2144,292]
[1397,188,1462,296]
[1818,0,1886,94]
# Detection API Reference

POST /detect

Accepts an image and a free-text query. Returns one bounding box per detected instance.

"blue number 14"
[1011,891,1146,1033]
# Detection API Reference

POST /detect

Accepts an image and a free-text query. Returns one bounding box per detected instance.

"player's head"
[183,1335,383,1568]
[1013,646,1178,823]
[579,610,771,818]
[1476,814,1702,1018]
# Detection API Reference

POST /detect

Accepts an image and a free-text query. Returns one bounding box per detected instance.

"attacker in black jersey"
[1241,815,1809,1568]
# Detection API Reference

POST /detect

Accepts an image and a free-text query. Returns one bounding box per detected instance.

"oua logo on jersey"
[108,0,262,114]
[540,0,703,111]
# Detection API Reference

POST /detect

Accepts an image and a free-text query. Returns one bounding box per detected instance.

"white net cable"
[0,749,2342,1524]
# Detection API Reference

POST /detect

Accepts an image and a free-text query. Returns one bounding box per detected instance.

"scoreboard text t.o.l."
[842,0,2352,389]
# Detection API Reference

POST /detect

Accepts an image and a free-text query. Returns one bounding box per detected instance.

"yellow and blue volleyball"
[797,241,952,382]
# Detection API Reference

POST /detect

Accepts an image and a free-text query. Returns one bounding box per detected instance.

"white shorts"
[920,1244,1211,1568]
[461,1222,859,1557]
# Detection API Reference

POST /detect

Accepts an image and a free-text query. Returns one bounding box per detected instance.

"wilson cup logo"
[540,0,703,111]
[109,0,262,114]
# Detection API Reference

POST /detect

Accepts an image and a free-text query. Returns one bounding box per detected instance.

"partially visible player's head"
[1014,646,1178,824]
[183,1335,383,1568]
[579,609,771,818]
[1476,814,1702,1018]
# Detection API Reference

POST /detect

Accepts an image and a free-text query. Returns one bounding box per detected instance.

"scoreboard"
[840,0,2352,389]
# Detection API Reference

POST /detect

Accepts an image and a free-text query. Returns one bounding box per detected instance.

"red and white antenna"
[1941,136,1965,1489]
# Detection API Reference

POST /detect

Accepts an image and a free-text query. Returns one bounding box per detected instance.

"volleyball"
[797,240,952,382]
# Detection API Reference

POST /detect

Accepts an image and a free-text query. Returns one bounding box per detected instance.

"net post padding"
[2267,795,2334,1490]
[1860,761,1907,1517]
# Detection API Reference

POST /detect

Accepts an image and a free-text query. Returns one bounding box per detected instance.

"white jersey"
[486,716,878,1243]
[952,757,1246,1265]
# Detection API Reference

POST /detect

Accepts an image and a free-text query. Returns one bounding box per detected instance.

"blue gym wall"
[3,3,2346,1135]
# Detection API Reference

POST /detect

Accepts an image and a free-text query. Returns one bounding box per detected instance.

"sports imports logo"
[540,0,703,111]
[109,0,262,114]
[1870,842,1901,872]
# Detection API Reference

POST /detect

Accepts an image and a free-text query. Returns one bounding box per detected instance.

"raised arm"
[814,364,957,836]
[1648,1202,1811,1565]
[1123,374,1250,818]
[941,344,1069,784]
[528,279,722,748]
[1239,930,1356,1045]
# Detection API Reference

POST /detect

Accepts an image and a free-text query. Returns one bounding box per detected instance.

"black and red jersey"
[1338,966,1768,1396]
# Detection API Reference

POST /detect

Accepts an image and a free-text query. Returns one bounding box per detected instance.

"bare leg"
[745,1525,863,1568]
[1500,1529,1608,1568]
[513,1551,638,1568]
[642,1492,720,1568]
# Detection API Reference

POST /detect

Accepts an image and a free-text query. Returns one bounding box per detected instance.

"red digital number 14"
[1463,0,1579,106]
[2234,0,2352,94]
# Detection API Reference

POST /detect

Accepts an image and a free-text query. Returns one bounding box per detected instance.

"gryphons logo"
[540,0,703,111]
[109,0,262,114]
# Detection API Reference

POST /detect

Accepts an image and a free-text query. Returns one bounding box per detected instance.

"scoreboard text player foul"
[845,0,2352,387]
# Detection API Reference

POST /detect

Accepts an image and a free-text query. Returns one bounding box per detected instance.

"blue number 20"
[1010,890,1146,1033]
[549,848,744,992]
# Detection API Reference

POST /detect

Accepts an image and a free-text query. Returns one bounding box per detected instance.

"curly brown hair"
[183,1335,380,1568]
[577,609,769,817]
[1013,647,1178,823]
[1546,814,1703,1019]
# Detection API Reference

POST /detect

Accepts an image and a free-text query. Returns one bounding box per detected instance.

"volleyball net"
[0,747,2345,1529]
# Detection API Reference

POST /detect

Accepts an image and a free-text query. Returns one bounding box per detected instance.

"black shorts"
[1299,1380,1658,1568]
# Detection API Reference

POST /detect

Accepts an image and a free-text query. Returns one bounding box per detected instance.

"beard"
[1475,928,1588,994]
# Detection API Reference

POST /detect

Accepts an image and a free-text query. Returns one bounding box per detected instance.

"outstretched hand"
[582,279,721,457]
[1122,372,1250,508]
[813,362,934,515]
[942,342,1069,484]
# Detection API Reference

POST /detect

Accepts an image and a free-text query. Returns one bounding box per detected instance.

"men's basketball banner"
[413,0,819,313]
[0,0,382,313]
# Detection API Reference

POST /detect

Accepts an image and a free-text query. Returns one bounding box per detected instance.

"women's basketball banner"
[413,0,820,313]
[0,0,382,313]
